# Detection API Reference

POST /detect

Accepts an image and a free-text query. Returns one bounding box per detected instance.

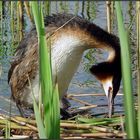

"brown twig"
[67,93,124,97]
[10,117,38,131]
[77,105,97,110]
[67,96,93,106]
[61,132,126,138]
[61,122,122,135]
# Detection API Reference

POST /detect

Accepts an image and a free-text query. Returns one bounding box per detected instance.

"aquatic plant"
[115,1,138,138]
[136,1,140,138]
[30,2,60,139]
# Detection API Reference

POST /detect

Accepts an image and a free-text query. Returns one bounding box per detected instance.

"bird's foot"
[61,96,71,110]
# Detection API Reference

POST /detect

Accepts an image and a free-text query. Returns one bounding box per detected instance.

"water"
[0,1,137,116]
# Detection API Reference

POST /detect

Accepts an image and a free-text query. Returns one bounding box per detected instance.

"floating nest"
[0,112,126,139]
[0,93,128,139]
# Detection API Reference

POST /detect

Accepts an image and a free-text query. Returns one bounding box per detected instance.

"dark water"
[0,1,137,116]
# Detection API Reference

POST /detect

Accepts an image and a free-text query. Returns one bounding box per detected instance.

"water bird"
[8,13,121,118]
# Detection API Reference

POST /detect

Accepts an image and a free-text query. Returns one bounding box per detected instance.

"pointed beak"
[102,79,113,97]
[102,79,114,117]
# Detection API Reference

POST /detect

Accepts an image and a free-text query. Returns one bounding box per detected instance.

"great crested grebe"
[8,13,121,118]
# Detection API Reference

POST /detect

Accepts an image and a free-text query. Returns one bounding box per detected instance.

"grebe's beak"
[102,78,114,118]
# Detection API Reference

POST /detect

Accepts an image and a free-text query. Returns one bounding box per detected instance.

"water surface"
[0,1,137,116]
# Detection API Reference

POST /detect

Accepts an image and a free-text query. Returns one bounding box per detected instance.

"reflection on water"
[0,1,137,115]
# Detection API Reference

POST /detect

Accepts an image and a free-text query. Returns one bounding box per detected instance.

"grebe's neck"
[86,23,121,98]
[50,23,121,95]
[85,22,121,63]
[46,14,121,66]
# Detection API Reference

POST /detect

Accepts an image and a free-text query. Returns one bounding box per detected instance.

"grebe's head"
[90,62,121,99]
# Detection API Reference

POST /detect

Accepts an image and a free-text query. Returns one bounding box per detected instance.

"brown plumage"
[8,13,121,117]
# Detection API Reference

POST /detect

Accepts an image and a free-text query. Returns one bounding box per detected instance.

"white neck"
[26,33,87,105]
[51,34,85,97]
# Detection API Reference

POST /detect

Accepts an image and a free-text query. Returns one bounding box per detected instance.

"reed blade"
[136,1,140,138]
[30,1,60,139]
[115,1,138,138]
[31,86,46,139]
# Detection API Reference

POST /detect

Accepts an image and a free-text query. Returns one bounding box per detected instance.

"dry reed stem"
[106,1,112,33]
[61,132,126,138]
[61,128,89,134]
[24,1,33,23]
[17,1,23,41]
[78,105,97,110]
[0,135,29,139]
[60,122,121,135]
[67,93,123,97]
[0,114,125,138]
[0,114,37,131]
[61,136,84,139]
[10,117,38,131]
[0,117,31,130]
[67,96,93,106]
[76,103,124,112]
[67,94,124,111]
[14,116,36,125]
[46,15,76,40]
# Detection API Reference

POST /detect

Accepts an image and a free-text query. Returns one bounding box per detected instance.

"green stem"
[115,1,138,138]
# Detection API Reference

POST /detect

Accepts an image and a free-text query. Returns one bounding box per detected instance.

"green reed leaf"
[115,1,138,138]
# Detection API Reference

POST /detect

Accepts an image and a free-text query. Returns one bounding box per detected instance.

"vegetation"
[0,1,139,139]
[136,1,140,138]
[30,1,60,139]
[115,1,138,138]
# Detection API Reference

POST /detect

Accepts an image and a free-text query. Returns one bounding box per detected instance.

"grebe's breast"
[29,31,86,104]
[51,33,85,98]
[8,26,86,106]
